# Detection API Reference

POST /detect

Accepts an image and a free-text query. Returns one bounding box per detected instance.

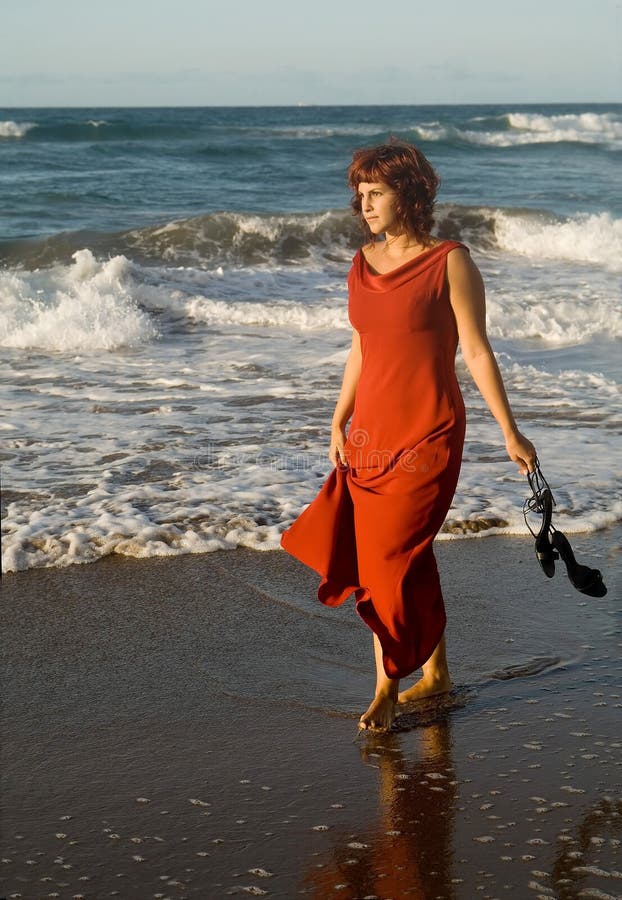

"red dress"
[280,240,467,679]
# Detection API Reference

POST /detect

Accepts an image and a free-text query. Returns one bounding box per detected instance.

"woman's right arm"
[329,329,362,467]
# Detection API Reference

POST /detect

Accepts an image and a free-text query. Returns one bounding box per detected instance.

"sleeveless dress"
[280,240,468,679]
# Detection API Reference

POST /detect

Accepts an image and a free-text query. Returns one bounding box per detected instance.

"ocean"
[1,104,620,574]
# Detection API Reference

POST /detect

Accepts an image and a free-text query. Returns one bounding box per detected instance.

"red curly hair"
[347,139,440,244]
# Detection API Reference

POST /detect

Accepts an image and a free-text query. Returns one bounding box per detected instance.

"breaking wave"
[1,204,620,272]
[412,110,622,149]
[0,250,158,351]
[0,120,37,138]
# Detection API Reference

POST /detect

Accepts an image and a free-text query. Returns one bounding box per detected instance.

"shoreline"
[1,530,620,898]
[3,514,620,578]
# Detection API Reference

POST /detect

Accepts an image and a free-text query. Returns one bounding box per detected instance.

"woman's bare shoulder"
[446,243,484,289]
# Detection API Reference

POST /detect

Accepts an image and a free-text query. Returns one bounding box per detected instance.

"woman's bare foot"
[398,634,452,705]
[359,634,400,731]
[359,691,396,731]
[397,672,452,705]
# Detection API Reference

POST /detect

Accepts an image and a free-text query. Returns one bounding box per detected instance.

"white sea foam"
[2,238,619,354]
[413,123,454,142]
[0,120,36,138]
[15,204,618,275]
[1,247,620,573]
[449,357,622,539]
[493,210,622,273]
[486,279,622,345]
[0,249,158,351]
[146,250,620,346]
[2,333,620,573]
[414,111,622,149]
[507,111,622,144]
[182,295,348,330]
[405,124,459,145]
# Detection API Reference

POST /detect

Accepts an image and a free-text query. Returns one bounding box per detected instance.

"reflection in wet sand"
[305,720,458,898]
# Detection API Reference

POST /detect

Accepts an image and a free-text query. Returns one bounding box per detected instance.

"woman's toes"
[359,694,395,732]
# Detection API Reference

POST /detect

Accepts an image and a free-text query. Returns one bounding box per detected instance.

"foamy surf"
[2,234,621,574]
[0,250,158,351]
[2,203,621,272]
[493,210,622,272]
[413,111,622,149]
[0,120,36,138]
[506,110,622,146]
[1,103,620,573]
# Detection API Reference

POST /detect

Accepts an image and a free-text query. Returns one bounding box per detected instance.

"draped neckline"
[354,240,467,293]
[359,240,451,277]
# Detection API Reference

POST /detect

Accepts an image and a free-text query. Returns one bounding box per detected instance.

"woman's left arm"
[447,247,537,475]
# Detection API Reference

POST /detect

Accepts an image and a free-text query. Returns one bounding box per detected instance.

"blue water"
[2,104,621,245]
[1,104,621,572]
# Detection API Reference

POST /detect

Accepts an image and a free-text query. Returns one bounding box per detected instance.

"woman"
[280,140,536,732]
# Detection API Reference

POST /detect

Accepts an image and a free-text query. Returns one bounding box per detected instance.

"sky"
[2,0,621,106]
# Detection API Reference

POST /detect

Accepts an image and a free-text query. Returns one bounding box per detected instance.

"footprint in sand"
[490,655,565,681]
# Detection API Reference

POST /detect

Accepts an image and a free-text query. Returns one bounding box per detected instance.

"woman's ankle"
[421,669,451,686]
[374,679,399,700]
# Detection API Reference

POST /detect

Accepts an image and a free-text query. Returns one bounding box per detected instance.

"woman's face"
[357,181,400,235]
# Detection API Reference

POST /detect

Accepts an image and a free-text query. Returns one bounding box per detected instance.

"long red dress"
[280,240,468,679]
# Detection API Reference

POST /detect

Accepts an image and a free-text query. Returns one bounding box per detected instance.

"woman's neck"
[381,231,426,254]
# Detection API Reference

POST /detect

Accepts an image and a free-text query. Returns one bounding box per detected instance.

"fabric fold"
[280,240,468,678]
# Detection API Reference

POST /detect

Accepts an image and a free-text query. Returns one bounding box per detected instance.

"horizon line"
[1,100,620,110]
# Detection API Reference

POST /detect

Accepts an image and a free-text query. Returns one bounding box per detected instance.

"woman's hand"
[329,424,349,469]
[505,430,537,475]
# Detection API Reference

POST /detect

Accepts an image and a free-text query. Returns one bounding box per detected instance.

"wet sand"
[1,529,621,899]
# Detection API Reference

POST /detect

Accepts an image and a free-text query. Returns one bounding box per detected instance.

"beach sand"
[1,529,620,899]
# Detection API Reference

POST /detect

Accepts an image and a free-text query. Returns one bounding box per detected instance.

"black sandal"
[524,461,558,578]
[550,529,607,598]
[523,459,607,597]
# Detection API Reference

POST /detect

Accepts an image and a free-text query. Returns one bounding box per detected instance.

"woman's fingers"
[329,438,342,465]
[513,452,534,475]
[331,445,347,468]
[515,457,530,475]
[506,430,537,474]
[330,428,348,468]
